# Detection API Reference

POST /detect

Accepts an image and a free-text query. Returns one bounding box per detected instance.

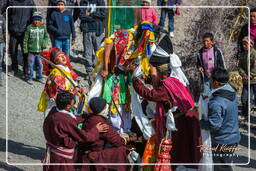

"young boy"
[200,67,241,171]
[48,0,76,59]
[157,0,182,38]
[197,32,225,98]
[0,14,5,86]
[23,11,49,85]
[239,36,256,117]
[42,91,109,171]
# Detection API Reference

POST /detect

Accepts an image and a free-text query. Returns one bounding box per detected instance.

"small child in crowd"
[196,32,225,98]
[0,14,5,87]
[239,36,256,117]
[23,11,49,85]
[48,0,76,59]
[134,0,158,26]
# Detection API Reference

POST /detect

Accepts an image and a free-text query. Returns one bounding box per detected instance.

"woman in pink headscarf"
[238,8,256,57]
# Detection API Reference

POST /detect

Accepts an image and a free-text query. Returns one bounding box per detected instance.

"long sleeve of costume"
[208,101,224,132]
[45,74,66,98]
[64,120,100,143]
[132,78,168,103]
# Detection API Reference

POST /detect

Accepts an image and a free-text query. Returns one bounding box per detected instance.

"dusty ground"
[1,0,256,170]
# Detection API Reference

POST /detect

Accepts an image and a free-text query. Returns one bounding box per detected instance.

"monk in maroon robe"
[132,65,202,169]
[42,91,109,171]
[77,97,130,171]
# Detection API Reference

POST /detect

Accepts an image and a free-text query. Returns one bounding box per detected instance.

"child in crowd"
[23,11,49,85]
[239,36,256,117]
[0,14,5,86]
[157,0,182,38]
[48,0,76,59]
[134,0,158,26]
[196,32,225,98]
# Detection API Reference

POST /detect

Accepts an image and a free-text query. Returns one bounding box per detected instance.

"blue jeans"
[202,75,212,97]
[159,9,175,32]
[0,42,3,80]
[54,39,70,59]
[27,53,43,81]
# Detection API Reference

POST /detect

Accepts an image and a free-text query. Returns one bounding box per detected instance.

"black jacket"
[79,0,106,35]
[0,0,8,16]
[237,23,256,58]
[196,46,225,72]
[7,0,35,36]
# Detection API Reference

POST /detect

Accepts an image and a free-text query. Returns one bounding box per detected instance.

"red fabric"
[43,107,100,171]
[78,115,128,171]
[132,78,202,167]
[162,77,194,113]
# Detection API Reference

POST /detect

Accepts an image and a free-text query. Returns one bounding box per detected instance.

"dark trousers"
[241,84,256,116]
[9,34,27,74]
[212,143,238,171]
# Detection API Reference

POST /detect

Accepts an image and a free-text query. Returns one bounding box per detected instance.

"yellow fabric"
[37,67,73,112]
[141,55,150,76]
[105,38,113,44]
[37,91,48,112]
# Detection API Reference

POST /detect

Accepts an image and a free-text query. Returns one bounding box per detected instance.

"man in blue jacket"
[79,0,106,76]
[48,0,76,59]
[157,0,182,38]
[200,67,241,171]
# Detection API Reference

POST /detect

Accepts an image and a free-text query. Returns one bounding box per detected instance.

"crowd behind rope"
[1,0,256,171]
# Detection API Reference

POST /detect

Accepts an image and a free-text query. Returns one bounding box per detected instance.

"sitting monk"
[132,64,202,170]
[77,97,135,171]
[38,47,82,117]
[42,91,109,171]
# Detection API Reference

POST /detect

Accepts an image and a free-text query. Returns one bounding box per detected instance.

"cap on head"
[50,47,65,62]
[32,11,42,21]
[89,97,107,114]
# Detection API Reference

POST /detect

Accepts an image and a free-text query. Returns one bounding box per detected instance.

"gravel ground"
[1,0,256,170]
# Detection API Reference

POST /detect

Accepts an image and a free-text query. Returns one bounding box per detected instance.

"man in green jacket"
[239,36,256,117]
[23,11,49,85]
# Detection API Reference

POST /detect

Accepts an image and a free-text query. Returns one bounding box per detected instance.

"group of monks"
[39,21,202,171]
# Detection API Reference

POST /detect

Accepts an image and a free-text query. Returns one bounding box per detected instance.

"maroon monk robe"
[43,107,100,171]
[132,77,202,169]
[78,115,129,171]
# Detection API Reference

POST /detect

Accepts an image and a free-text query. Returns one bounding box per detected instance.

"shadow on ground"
[0,138,45,161]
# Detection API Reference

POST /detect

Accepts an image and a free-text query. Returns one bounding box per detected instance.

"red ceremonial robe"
[78,115,129,171]
[43,107,100,171]
[132,77,202,169]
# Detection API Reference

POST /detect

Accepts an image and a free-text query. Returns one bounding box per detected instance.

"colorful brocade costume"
[38,65,79,116]
[94,22,155,133]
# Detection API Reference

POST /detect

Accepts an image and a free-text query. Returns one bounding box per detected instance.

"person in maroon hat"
[77,97,131,171]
